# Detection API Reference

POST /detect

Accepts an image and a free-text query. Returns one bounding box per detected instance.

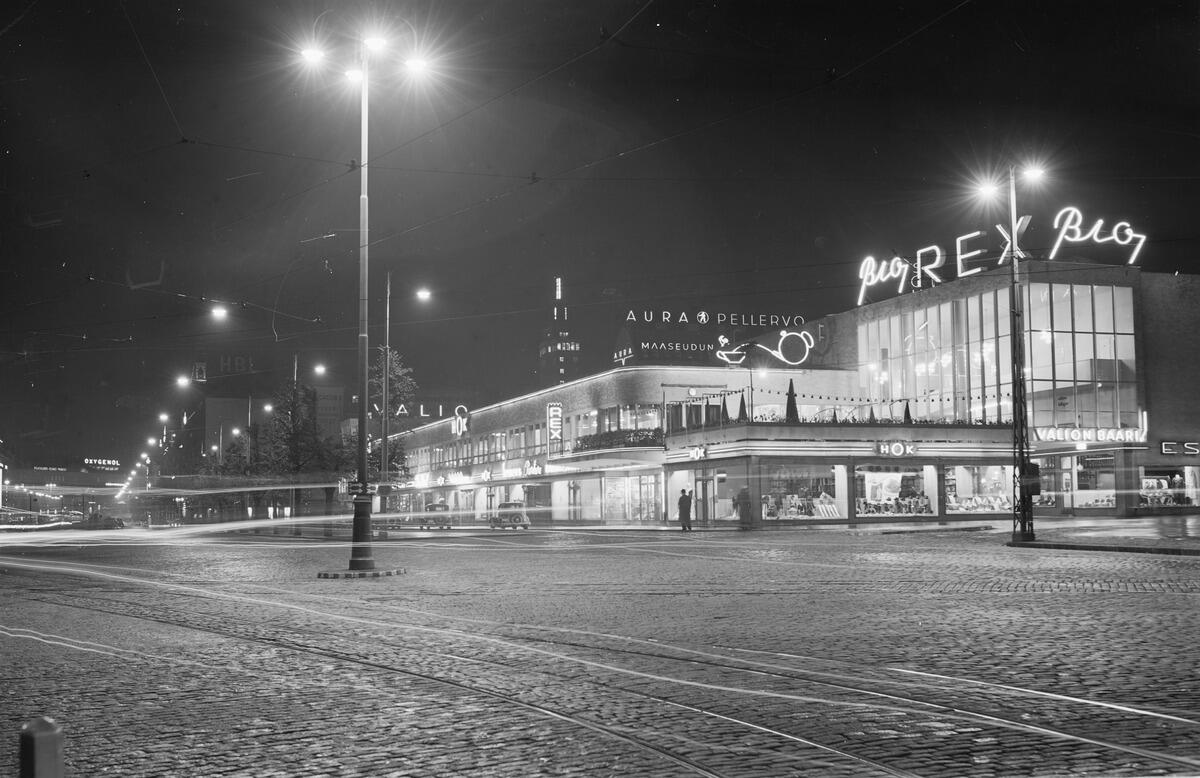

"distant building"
[537,276,583,386]
[313,385,345,440]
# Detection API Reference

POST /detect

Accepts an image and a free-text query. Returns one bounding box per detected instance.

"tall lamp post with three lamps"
[300,23,432,572]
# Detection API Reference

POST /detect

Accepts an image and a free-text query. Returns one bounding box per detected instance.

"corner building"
[393,261,1200,528]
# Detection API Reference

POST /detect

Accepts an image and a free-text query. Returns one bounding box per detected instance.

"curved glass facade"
[858,282,1139,429]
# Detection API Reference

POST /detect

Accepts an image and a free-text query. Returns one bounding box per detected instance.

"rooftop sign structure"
[856,205,1147,306]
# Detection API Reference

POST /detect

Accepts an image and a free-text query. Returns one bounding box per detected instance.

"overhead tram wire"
[121,1,185,139]
[8,226,1196,361]
[364,0,658,170]
[168,0,976,287]
[299,0,980,264]
[207,0,656,235]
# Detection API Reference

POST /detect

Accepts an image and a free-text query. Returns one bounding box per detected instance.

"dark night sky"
[2,0,1197,467]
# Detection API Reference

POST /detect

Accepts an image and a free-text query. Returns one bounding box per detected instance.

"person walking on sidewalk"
[678,488,693,532]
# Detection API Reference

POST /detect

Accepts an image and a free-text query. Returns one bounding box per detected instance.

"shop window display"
[762,464,839,519]
[1071,454,1116,508]
[854,465,934,516]
[1140,468,1192,507]
[944,465,1012,513]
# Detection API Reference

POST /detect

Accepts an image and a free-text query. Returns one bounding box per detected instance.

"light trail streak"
[9,555,1200,772]
[888,667,1200,726]
[717,645,1200,727]
[0,627,128,658]
[658,700,921,778]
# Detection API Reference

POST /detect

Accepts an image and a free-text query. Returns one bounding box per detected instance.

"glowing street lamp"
[298,21,435,572]
[381,276,433,485]
[977,164,1045,542]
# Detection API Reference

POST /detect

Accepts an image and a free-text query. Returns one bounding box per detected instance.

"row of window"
[859,284,1140,427]
[415,404,664,471]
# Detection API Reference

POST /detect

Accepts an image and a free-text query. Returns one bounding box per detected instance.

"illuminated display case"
[944,465,1013,513]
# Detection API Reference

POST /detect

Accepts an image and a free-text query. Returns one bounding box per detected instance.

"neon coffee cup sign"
[856,205,1147,306]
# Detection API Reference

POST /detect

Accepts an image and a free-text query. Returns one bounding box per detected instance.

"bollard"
[19,716,64,778]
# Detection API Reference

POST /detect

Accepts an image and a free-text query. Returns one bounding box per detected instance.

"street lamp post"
[301,23,432,572]
[348,39,377,572]
[1003,165,1039,542]
[382,272,392,487]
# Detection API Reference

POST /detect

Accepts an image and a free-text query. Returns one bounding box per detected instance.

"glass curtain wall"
[860,291,1009,422]
[1025,283,1137,429]
[858,283,1137,427]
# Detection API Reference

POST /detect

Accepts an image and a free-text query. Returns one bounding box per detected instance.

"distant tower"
[537,276,583,385]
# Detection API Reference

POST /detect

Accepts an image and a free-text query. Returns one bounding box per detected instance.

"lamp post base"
[349,492,375,571]
[1011,529,1036,543]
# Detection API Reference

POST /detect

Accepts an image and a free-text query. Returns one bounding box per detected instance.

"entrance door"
[697,478,714,524]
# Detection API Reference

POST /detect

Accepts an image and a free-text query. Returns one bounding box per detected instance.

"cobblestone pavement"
[3,520,1200,777]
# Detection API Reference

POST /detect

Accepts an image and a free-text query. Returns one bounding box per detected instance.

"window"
[944,465,1012,513]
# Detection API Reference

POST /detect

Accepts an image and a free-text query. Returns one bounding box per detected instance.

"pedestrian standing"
[677,488,693,531]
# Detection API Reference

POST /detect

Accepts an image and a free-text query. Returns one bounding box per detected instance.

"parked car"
[489,502,530,530]
[418,502,451,530]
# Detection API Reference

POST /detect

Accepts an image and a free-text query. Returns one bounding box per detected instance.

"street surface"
[3,520,1200,777]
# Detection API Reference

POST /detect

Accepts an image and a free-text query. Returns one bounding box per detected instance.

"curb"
[1007,541,1200,557]
[877,525,994,535]
[316,568,406,579]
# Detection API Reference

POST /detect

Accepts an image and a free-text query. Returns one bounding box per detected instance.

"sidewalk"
[1005,515,1200,556]
[230,515,1200,557]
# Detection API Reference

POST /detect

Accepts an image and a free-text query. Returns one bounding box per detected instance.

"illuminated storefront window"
[761,463,840,519]
[1139,467,1197,507]
[944,465,1013,513]
[1071,453,1116,508]
[854,465,935,516]
[602,473,661,522]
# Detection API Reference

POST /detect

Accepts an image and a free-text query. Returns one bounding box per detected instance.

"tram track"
[6,558,1200,776]
[10,589,917,777]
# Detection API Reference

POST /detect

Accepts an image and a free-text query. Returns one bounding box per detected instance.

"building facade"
[388,261,1200,528]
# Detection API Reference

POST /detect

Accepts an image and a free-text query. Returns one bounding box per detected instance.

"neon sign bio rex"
[856,206,1147,306]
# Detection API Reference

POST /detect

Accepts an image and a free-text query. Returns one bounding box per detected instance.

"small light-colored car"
[489,501,530,530]
[419,503,452,530]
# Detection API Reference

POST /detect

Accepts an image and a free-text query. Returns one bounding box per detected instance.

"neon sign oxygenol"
[856,206,1147,306]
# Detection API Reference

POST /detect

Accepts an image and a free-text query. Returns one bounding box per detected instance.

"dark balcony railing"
[573,428,664,452]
